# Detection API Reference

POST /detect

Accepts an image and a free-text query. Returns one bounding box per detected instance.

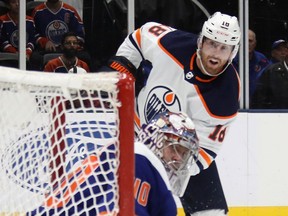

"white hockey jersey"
[116,22,241,175]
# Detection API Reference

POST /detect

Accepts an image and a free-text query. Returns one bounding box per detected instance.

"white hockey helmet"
[201,12,240,46]
[199,12,241,61]
[137,111,199,196]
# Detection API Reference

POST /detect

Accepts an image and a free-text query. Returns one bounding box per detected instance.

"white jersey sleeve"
[116,22,175,68]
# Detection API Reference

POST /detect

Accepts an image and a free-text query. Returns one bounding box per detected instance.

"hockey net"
[0,67,134,216]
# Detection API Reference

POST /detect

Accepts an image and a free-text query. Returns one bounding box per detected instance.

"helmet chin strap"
[196,48,232,77]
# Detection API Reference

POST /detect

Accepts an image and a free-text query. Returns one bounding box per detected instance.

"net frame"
[0,66,135,216]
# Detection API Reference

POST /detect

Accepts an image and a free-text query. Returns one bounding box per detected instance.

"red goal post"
[0,67,134,216]
[117,71,135,215]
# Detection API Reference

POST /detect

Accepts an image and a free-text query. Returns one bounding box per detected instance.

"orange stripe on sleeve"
[135,29,142,49]
[134,112,140,128]
[199,148,212,166]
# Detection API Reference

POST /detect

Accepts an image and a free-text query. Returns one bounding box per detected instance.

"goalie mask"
[137,111,199,196]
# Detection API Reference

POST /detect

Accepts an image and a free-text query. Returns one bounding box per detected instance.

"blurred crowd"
[247,29,288,109]
[0,0,288,109]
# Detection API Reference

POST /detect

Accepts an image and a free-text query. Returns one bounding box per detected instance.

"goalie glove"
[108,56,152,96]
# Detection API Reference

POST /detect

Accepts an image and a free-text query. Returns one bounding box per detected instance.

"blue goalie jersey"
[134,141,177,216]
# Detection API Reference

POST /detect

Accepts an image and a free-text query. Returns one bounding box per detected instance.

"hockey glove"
[108,56,152,96]
[108,55,137,80]
[136,60,152,95]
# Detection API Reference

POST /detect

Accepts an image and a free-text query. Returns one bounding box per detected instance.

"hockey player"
[109,12,241,215]
[28,111,199,216]
[135,111,199,215]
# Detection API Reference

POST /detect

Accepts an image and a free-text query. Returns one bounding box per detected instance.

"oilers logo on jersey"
[46,20,68,45]
[144,86,181,123]
[10,30,20,48]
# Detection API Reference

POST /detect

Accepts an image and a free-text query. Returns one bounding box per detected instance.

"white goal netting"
[0,67,134,216]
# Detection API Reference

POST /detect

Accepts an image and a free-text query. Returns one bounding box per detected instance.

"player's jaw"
[197,39,233,76]
[201,54,228,75]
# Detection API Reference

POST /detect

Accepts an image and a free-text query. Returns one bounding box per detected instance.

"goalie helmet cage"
[0,67,134,216]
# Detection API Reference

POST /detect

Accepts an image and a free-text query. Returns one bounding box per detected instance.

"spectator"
[44,31,90,73]
[270,39,288,64]
[62,0,83,19]
[32,0,84,52]
[0,0,37,67]
[30,0,90,70]
[251,50,288,109]
[248,29,270,103]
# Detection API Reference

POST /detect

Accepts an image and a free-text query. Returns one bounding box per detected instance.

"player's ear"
[228,44,239,63]
[197,35,203,49]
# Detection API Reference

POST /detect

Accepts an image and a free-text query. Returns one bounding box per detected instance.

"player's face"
[162,136,191,171]
[199,38,233,75]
